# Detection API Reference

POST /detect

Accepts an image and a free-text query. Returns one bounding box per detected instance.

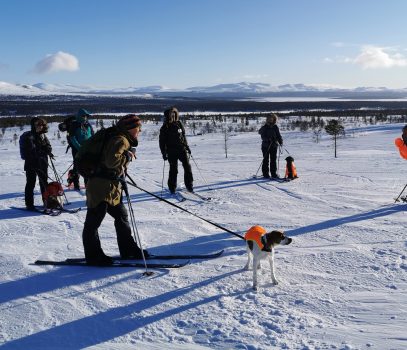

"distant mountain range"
[1,81,407,99]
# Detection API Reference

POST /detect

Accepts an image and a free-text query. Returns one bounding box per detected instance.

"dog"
[243,225,292,290]
[285,156,298,180]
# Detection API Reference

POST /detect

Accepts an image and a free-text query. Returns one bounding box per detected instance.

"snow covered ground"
[0,121,406,349]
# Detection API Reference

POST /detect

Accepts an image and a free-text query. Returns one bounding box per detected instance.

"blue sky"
[1,0,407,89]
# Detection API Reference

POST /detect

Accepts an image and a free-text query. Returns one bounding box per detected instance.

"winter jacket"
[244,225,267,250]
[68,115,94,151]
[22,126,52,172]
[258,124,283,149]
[395,137,407,160]
[85,127,138,208]
[159,121,190,156]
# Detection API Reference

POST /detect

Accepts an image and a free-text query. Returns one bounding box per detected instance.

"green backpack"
[75,126,117,178]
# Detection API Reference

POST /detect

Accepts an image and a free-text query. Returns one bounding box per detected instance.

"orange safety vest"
[244,225,267,249]
[285,162,298,178]
[395,138,407,160]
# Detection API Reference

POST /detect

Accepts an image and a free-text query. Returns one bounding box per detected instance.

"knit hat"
[118,114,142,130]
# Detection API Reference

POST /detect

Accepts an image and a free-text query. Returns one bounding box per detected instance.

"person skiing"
[21,117,53,210]
[159,107,193,193]
[395,124,407,160]
[258,113,283,179]
[81,114,148,266]
[68,108,94,190]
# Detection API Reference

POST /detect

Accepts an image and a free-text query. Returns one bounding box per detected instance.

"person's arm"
[159,126,168,159]
[104,136,129,175]
[275,125,283,145]
[179,122,191,153]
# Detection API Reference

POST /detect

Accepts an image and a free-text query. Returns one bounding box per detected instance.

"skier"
[20,117,53,210]
[81,114,149,266]
[68,108,94,190]
[258,113,283,179]
[159,107,194,193]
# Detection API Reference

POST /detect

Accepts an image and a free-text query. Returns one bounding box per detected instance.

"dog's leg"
[252,256,260,290]
[268,248,279,285]
[243,246,251,270]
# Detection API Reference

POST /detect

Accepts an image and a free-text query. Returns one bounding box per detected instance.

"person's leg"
[261,146,270,178]
[179,152,194,192]
[107,201,147,258]
[270,145,279,177]
[167,153,178,193]
[71,148,80,190]
[82,202,110,263]
[25,169,36,208]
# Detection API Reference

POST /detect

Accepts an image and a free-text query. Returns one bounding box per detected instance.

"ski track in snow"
[0,122,407,349]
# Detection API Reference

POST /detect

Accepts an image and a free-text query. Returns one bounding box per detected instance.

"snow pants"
[24,167,48,207]
[82,201,140,260]
[262,144,279,178]
[167,151,193,193]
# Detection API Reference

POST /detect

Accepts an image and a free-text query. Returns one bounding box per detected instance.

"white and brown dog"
[243,225,292,290]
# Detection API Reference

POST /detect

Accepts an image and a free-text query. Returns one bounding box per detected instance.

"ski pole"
[121,175,153,276]
[394,183,407,203]
[126,173,245,240]
[254,141,272,178]
[59,162,74,179]
[49,157,70,205]
[190,154,212,191]
[161,160,166,197]
[277,145,282,177]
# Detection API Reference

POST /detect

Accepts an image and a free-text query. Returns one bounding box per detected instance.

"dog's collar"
[261,235,272,252]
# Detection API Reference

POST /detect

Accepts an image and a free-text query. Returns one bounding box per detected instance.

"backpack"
[58,116,76,132]
[43,181,65,210]
[75,127,117,178]
[19,131,32,160]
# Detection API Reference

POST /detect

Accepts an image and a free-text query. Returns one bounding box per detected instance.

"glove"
[186,146,191,155]
[125,150,135,163]
[49,153,55,160]
[162,154,168,161]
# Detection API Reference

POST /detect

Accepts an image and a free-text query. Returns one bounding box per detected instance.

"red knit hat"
[118,114,141,130]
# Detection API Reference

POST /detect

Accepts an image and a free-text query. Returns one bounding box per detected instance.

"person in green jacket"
[82,114,148,266]
[68,108,94,189]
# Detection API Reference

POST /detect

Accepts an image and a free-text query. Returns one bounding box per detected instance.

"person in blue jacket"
[68,109,94,189]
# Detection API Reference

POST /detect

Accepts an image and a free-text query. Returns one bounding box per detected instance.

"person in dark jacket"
[82,114,148,266]
[68,108,94,190]
[22,117,53,210]
[258,113,283,178]
[159,107,193,193]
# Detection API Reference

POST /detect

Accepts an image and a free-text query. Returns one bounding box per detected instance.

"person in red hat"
[81,114,148,266]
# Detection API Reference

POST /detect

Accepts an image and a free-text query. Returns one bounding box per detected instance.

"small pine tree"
[325,119,345,158]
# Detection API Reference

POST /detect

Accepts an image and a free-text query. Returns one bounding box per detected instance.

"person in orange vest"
[395,125,407,160]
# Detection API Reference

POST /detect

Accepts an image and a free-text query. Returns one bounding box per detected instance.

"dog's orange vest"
[395,138,407,160]
[285,162,298,178]
[244,225,267,249]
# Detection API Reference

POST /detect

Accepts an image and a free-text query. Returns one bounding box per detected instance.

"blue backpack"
[19,131,32,160]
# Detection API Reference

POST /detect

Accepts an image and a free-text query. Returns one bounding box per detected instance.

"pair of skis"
[34,249,224,269]
[11,206,81,216]
[171,190,211,202]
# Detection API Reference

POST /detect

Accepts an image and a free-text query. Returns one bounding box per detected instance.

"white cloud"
[32,51,79,74]
[351,45,407,69]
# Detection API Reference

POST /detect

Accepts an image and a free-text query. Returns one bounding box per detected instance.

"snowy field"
[0,121,406,350]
